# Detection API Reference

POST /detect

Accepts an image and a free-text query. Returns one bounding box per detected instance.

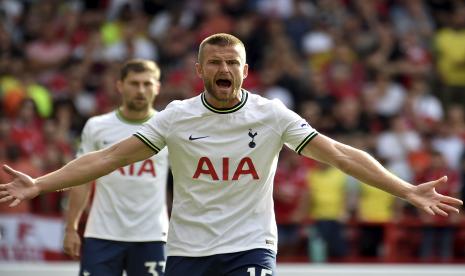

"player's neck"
[118,107,154,122]
[204,91,242,109]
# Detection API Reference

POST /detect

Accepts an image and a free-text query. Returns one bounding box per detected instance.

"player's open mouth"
[216,79,232,88]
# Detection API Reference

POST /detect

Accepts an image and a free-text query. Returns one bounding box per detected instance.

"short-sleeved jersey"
[135,90,318,256]
[77,110,169,242]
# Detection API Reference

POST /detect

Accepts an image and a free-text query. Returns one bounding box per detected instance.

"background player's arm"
[301,134,462,215]
[65,183,92,232]
[0,136,154,206]
[63,183,91,259]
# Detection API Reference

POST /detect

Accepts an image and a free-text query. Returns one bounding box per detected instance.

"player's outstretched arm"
[0,136,154,207]
[301,134,463,216]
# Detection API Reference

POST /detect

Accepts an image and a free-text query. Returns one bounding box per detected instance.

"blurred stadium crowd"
[0,0,465,263]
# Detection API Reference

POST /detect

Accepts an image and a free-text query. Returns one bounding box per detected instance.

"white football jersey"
[77,110,169,242]
[135,90,317,256]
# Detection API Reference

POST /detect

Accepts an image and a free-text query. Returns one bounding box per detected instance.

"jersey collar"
[201,90,248,114]
[116,108,154,124]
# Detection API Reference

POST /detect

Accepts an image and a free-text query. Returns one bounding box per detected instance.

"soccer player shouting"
[1,34,462,276]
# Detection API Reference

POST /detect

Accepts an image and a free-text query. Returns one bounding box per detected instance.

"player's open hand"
[0,164,40,207]
[406,176,463,216]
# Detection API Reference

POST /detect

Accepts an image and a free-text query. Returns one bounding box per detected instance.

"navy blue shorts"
[80,238,166,276]
[165,248,276,276]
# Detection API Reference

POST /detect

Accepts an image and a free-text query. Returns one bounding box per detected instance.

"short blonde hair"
[198,33,246,63]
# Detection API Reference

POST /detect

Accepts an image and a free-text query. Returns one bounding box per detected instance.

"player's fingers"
[63,241,71,255]
[423,206,434,215]
[9,198,21,207]
[431,205,448,217]
[436,175,448,184]
[73,244,80,258]
[438,203,460,214]
[66,242,78,259]
[439,194,463,205]
[2,165,19,177]
[424,176,447,189]
[0,184,7,191]
[0,195,13,203]
[0,191,10,196]
[65,247,77,259]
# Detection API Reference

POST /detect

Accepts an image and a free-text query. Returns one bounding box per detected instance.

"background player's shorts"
[165,248,276,276]
[80,238,166,276]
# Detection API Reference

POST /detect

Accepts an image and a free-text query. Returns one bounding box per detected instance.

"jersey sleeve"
[133,102,178,153]
[76,118,97,157]
[274,100,319,154]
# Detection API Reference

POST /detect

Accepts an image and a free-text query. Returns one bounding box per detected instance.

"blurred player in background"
[0,34,463,276]
[63,59,169,276]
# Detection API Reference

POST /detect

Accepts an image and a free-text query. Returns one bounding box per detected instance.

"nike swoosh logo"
[189,135,209,141]
[102,140,116,146]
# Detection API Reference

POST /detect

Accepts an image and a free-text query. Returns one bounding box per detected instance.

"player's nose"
[136,83,146,93]
[218,61,229,72]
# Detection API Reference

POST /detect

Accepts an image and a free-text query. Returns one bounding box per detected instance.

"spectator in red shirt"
[9,99,44,158]
[273,147,310,256]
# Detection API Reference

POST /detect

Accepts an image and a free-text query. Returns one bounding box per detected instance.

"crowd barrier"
[1,263,465,276]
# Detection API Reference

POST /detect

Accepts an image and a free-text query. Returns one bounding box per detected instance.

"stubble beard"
[127,100,150,112]
[204,78,242,103]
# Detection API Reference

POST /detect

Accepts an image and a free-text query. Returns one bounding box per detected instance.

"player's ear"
[153,80,161,96]
[195,63,203,78]
[243,63,248,79]
[116,80,123,94]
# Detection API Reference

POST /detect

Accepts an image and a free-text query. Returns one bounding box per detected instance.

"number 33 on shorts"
[145,261,166,276]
